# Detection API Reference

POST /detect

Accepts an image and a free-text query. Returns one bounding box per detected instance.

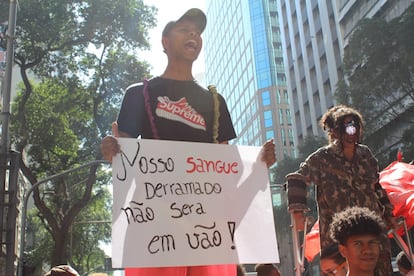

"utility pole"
[0,0,18,275]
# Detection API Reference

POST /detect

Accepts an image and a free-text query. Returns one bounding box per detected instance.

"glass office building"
[204,0,296,160]
[277,0,414,145]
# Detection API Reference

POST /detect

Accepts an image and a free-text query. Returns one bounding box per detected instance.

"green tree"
[335,3,414,157]
[272,156,301,184]
[24,182,111,275]
[297,136,327,159]
[1,0,157,270]
[271,135,326,184]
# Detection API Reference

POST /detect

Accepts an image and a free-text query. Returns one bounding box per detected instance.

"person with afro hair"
[286,105,397,275]
[329,206,385,276]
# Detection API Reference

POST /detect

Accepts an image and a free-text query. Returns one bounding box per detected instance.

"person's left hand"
[261,139,276,168]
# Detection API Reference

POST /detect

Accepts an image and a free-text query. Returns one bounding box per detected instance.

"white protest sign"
[112,138,279,268]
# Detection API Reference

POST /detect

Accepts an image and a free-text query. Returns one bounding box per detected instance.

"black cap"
[162,8,207,36]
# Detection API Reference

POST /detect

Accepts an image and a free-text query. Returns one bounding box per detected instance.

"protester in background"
[329,206,385,276]
[100,7,276,276]
[255,263,281,276]
[45,265,79,276]
[396,251,414,275]
[320,244,347,276]
[286,105,396,275]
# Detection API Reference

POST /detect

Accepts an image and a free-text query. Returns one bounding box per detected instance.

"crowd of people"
[98,6,413,276]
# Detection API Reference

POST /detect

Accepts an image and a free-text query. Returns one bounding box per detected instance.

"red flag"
[397,150,403,162]
[305,220,320,262]
[379,161,414,231]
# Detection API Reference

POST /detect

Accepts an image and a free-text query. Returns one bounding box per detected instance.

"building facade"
[336,0,414,47]
[335,0,414,159]
[203,1,297,274]
[277,0,414,148]
[204,0,296,161]
[276,0,342,144]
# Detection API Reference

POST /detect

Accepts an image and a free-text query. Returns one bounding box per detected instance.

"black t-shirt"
[117,77,237,143]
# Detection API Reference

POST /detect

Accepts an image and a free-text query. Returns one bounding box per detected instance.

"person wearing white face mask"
[286,105,397,276]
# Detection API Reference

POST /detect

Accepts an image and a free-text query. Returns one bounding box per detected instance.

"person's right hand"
[100,122,121,163]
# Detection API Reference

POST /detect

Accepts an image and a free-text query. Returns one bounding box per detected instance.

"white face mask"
[345,125,356,135]
[344,121,358,136]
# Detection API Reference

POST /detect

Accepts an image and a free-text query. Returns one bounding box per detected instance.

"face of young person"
[163,19,203,62]
[320,258,347,276]
[339,234,380,275]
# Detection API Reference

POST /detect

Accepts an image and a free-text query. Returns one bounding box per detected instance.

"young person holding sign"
[101,7,276,276]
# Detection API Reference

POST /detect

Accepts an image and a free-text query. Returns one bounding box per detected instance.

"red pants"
[125,265,236,276]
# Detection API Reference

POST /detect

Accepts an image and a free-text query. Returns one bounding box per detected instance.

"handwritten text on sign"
[112,139,279,268]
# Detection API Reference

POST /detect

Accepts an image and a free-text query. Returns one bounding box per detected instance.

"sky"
[140,0,206,78]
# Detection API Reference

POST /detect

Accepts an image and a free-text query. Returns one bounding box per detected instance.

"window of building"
[264,110,273,128]
[266,130,274,141]
[286,108,292,125]
[279,109,284,125]
[262,91,270,106]
[288,128,295,146]
[284,89,289,104]
[281,128,286,146]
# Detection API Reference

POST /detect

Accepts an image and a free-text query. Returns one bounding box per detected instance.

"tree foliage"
[1,0,157,271]
[337,6,414,131]
[25,183,112,275]
[271,135,326,184]
[335,3,414,161]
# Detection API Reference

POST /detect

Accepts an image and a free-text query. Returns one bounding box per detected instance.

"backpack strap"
[208,85,220,144]
[143,79,160,139]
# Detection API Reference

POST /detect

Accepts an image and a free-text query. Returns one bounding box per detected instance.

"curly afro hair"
[320,105,364,143]
[329,206,385,245]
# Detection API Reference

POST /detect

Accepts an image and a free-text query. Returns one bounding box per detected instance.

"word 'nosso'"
[117,142,175,181]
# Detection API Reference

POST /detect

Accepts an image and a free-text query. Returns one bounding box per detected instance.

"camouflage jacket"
[286,141,394,250]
